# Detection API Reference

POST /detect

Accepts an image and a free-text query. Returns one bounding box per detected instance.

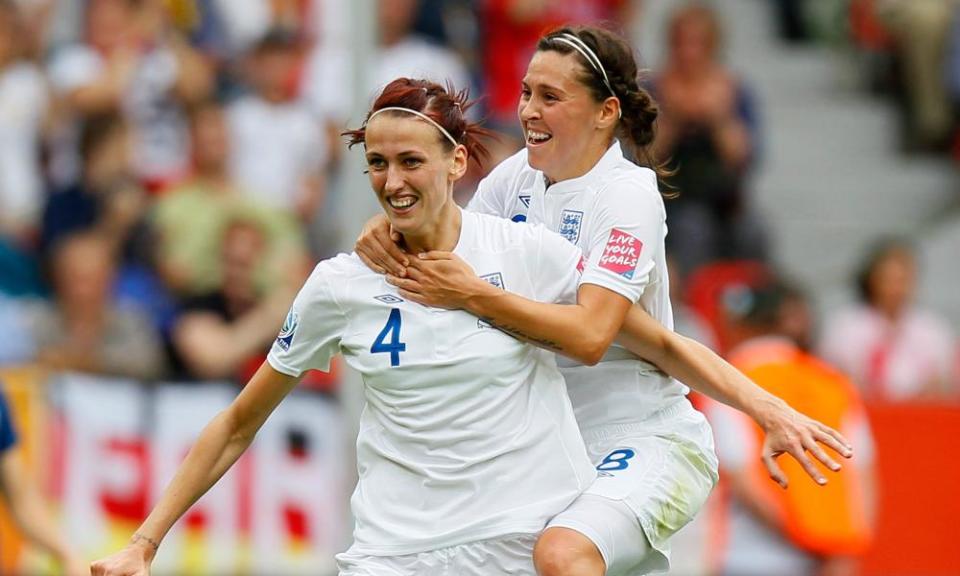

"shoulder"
[468,211,565,255]
[595,164,663,213]
[311,252,370,279]
[485,148,531,181]
[904,308,956,342]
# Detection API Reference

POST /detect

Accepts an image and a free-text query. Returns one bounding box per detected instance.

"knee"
[534,528,605,576]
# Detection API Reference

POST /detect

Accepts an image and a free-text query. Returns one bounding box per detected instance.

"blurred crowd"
[1,0,959,573]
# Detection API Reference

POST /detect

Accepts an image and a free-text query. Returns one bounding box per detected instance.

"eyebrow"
[365,149,426,159]
[522,78,568,95]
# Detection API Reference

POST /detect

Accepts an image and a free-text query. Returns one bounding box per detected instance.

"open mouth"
[387,195,419,212]
[526,129,553,146]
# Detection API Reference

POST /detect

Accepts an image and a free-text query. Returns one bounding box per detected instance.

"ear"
[597,96,621,130]
[449,144,469,181]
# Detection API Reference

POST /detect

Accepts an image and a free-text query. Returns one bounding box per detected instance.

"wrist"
[750,393,790,431]
[462,278,502,316]
[129,532,160,561]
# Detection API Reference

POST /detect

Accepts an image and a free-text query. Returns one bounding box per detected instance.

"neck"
[401,203,462,255]
[545,137,612,184]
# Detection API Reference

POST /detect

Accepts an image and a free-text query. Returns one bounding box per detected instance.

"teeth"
[389,196,417,209]
[527,130,551,143]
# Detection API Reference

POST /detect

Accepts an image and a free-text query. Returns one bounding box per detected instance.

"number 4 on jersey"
[371,308,406,367]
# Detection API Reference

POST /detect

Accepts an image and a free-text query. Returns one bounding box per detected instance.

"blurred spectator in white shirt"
[46,0,212,188]
[820,238,958,402]
[0,0,49,241]
[228,27,327,222]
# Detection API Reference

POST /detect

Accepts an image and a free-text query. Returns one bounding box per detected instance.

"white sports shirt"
[268,209,594,556]
[467,142,690,431]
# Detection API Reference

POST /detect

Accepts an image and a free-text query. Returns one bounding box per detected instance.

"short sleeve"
[466,172,509,217]
[529,225,583,305]
[0,389,18,454]
[579,175,664,303]
[466,152,526,218]
[267,262,348,376]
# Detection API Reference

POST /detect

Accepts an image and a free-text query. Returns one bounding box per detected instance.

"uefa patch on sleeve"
[598,229,642,279]
[276,310,299,351]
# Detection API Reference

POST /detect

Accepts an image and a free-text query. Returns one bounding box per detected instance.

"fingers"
[357,250,387,275]
[789,444,828,486]
[386,275,422,295]
[762,452,788,489]
[817,424,854,458]
[397,288,428,306]
[805,438,841,472]
[356,225,409,276]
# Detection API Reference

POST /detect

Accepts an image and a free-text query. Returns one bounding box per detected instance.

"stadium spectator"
[705,281,877,576]
[0,0,49,243]
[228,27,327,222]
[154,99,308,297]
[25,231,165,380]
[302,0,471,133]
[0,384,86,576]
[40,112,151,267]
[46,0,212,188]
[875,0,958,152]
[477,0,633,133]
[652,2,766,274]
[169,217,298,382]
[820,238,958,402]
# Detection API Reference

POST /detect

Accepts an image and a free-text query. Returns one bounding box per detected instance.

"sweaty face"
[363,114,463,241]
[518,50,609,183]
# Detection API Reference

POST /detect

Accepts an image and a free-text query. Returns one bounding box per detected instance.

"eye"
[403,157,422,168]
[544,92,558,103]
[367,157,386,171]
[520,86,531,99]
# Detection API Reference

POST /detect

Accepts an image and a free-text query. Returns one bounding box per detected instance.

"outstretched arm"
[617,306,853,487]
[90,363,299,575]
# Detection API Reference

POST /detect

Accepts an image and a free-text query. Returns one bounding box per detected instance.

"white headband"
[366,106,459,147]
[553,33,621,119]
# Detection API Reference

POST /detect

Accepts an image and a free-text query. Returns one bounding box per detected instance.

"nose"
[384,163,405,193]
[519,97,540,124]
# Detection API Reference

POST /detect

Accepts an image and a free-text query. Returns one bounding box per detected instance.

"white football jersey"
[268,209,594,556]
[467,142,690,431]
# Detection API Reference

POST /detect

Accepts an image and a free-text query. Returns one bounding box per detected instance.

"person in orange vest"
[703,281,878,576]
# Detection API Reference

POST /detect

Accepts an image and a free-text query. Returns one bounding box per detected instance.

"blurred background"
[0,0,958,574]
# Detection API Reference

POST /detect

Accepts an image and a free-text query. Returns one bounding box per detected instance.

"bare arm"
[391,253,632,365]
[0,452,86,575]
[617,306,854,487]
[90,363,300,575]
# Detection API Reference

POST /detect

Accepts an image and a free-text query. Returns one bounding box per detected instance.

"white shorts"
[548,401,719,575]
[336,534,538,576]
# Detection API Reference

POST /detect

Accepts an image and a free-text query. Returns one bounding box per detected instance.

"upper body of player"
[89,78,595,576]
[356,27,855,576]
[358,27,848,481]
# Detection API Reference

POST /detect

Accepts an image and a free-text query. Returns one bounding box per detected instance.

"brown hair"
[344,78,494,168]
[537,25,673,189]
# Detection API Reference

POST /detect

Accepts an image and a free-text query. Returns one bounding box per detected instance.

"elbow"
[576,335,614,366]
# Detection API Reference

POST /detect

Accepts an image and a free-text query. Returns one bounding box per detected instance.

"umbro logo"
[374,294,404,304]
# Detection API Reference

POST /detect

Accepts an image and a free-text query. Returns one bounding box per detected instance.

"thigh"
[550,428,718,574]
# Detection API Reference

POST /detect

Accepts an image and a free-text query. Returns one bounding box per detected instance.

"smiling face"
[363,113,467,249]
[518,50,616,183]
